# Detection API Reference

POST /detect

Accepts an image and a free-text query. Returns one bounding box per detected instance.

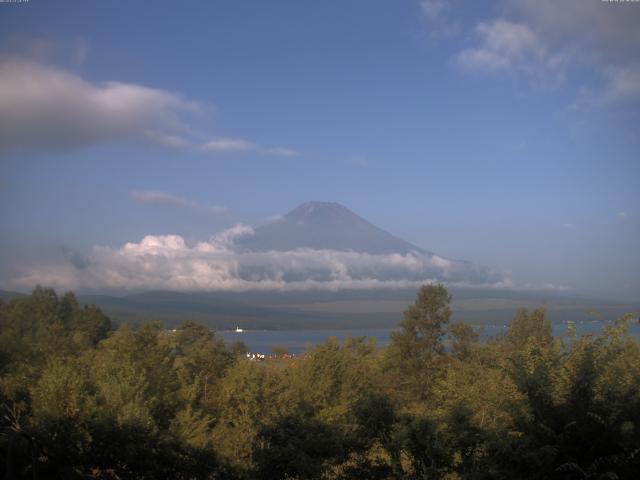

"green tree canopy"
[388,283,452,402]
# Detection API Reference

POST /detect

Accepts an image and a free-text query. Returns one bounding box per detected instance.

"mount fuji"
[55,202,635,329]
[237,201,432,255]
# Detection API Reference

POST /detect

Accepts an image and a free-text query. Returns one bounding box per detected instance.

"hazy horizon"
[1,1,639,301]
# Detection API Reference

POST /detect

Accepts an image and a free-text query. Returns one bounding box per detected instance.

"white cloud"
[263,146,301,157]
[507,0,640,62]
[419,0,449,21]
[0,57,301,154]
[451,0,640,101]
[0,57,200,153]
[11,227,509,292]
[616,212,627,219]
[454,20,565,82]
[417,0,460,39]
[201,137,256,152]
[130,190,228,216]
[211,224,255,248]
[562,223,576,229]
[130,190,191,207]
[201,138,300,157]
[142,130,191,148]
[602,65,640,103]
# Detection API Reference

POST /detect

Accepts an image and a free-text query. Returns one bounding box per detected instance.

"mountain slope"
[0,289,26,301]
[237,202,430,255]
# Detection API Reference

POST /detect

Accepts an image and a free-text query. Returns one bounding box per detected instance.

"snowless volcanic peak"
[13,201,504,292]
[287,201,366,224]
[237,201,430,255]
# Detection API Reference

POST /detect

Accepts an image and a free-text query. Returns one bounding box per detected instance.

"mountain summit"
[237,201,429,255]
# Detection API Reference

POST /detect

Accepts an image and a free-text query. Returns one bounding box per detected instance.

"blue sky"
[1,0,638,299]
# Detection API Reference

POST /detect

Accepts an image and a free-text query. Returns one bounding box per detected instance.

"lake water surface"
[218,321,640,355]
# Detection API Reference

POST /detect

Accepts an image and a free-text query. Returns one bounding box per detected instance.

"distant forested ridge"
[1,285,639,479]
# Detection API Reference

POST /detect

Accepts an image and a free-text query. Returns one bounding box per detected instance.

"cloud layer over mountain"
[12,225,509,292]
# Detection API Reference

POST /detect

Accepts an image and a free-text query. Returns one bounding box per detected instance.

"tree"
[253,413,346,480]
[293,336,378,423]
[388,284,452,401]
[390,415,451,479]
[448,322,480,361]
[31,358,93,421]
[168,321,233,407]
[212,358,294,467]
[504,308,553,352]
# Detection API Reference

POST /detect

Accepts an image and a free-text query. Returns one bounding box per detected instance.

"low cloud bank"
[12,226,509,292]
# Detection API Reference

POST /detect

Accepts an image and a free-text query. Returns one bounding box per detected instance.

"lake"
[218,320,640,355]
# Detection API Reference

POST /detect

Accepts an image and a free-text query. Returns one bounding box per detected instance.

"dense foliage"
[1,285,639,479]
